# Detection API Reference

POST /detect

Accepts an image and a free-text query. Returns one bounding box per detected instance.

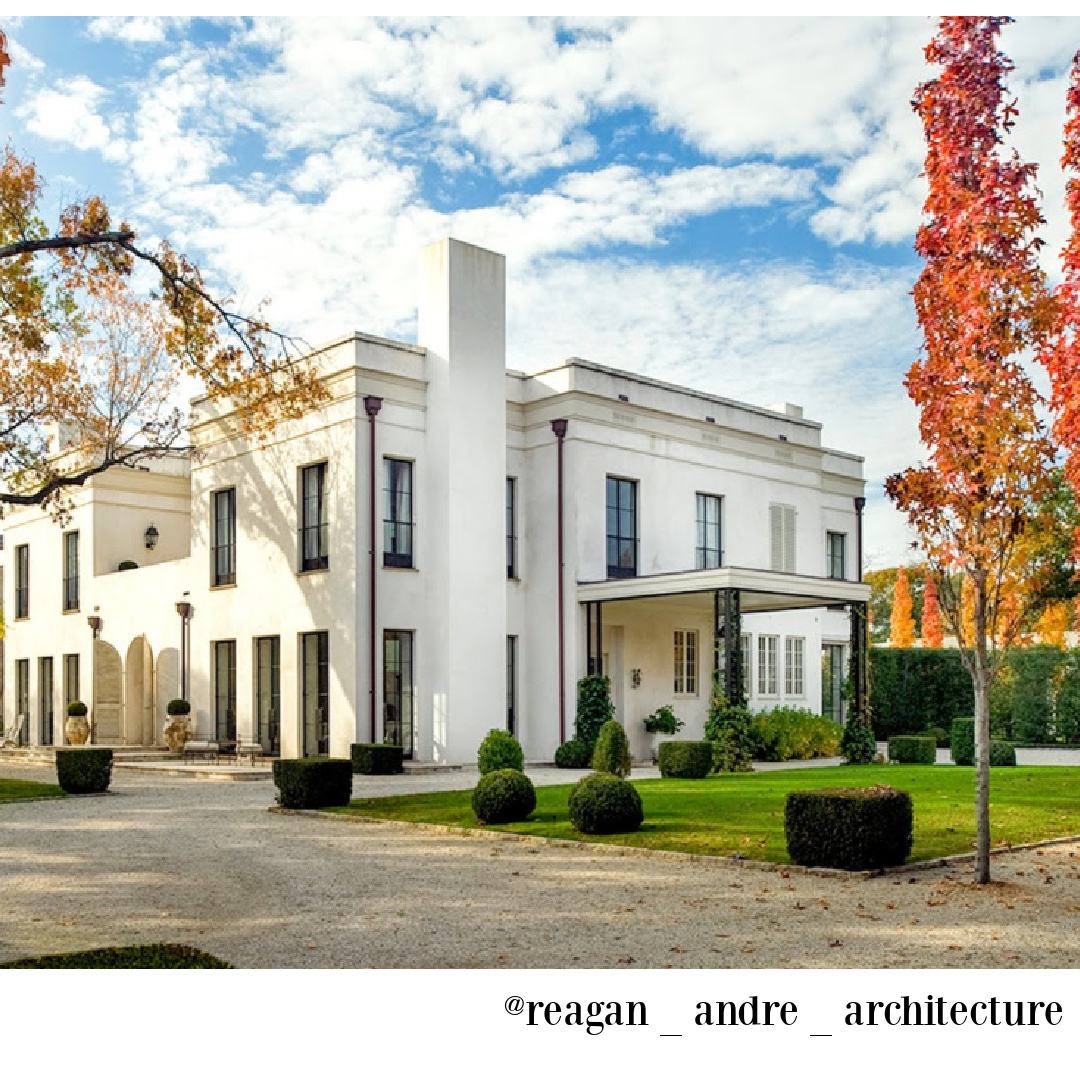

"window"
[758,635,778,696]
[822,644,846,722]
[384,458,414,568]
[383,630,414,759]
[63,654,80,710]
[212,488,237,586]
[255,636,281,755]
[827,531,847,580]
[38,657,54,747]
[213,640,237,747]
[674,629,698,695]
[740,633,752,700]
[506,477,517,579]
[15,544,28,619]
[507,635,518,735]
[62,531,79,611]
[15,660,29,746]
[299,464,328,572]
[696,494,723,569]
[301,631,329,757]
[785,636,805,696]
[769,504,796,574]
[606,477,638,578]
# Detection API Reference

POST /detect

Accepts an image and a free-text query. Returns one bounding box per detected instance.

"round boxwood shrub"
[66,700,88,717]
[950,717,975,766]
[924,725,950,749]
[477,728,524,775]
[568,772,644,835]
[117,559,139,571]
[471,769,536,824]
[785,786,913,871]
[166,699,191,716]
[591,720,632,777]
[990,740,1017,767]
[554,739,591,769]
[887,735,936,765]
[657,740,712,779]
[273,759,352,809]
[55,748,113,795]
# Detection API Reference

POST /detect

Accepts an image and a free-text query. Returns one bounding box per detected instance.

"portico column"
[849,600,868,721]
[713,588,743,705]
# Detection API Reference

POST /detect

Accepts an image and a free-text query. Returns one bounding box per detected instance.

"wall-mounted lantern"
[631,668,642,689]
[144,523,160,550]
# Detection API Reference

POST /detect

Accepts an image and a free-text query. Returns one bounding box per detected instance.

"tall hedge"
[869,648,973,738]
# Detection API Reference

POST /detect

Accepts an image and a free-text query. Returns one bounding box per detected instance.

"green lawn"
[334,765,1080,864]
[0,778,64,803]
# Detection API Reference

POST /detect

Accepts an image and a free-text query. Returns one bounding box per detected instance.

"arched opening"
[93,639,123,744]
[124,636,154,746]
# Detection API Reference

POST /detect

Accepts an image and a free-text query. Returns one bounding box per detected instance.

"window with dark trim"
[506,477,517,579]
[383,458,414,568]
[15,659,29,745]
[299,464,328,572]
[62,531,79,611]
[63,653,80,711]
[301,631,329,756]
[255,636,280,755]
[827,531,847,580]
[213,640,237,748]
[606,476,637,578]
[39,656,54,747]
[383,630,414,758]
[696,493,723,570]
[14,544,28,619]
[212,488,237,586]
[507,635,517,735]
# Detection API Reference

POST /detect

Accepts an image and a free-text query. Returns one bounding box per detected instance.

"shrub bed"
[785,786,913,870]
[990,741,1017,767]
[554,739,591,769]
[950,718,975,766]
[273,758,352,809]
[591,720,631,777]
[568,772,643,835]
[749,706,842,761]
[477,729,524,775]
[55,748,113,794]
[657,740,712,779]
[350,743,404,775]
[472,769,536,824]
[887,735,936,765]
[869,647,973,738]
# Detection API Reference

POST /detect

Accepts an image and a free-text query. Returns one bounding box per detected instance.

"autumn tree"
[0,33,325,513]
[921,572,943,647]
[890,567,916,648]
[885,17,1058,884]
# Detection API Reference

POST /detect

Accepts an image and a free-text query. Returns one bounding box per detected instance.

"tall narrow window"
[301,631,329,756]
[62,531,79,611]
[740,633,752,700]
[826,531,847,580]
[506,477,517,579]
[255,636,281,755]
[769,504,796,574]
[606,476,638,578]
[63,654,80,710]
[822,644,846,722]
[507,635,518,735]
[213,640,237,748]
[674,629,698,695]
[15,544,29,619]
[696,494,723,569]
[384,458,414,568]
[758,635,778,696]
[299,463,328,571]
[785,636,805,696]
[212,488,237,586]
[15,659,29,746]
[38,657,54,747]
[383,630,414,758]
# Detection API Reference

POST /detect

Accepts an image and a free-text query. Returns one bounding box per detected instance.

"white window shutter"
[770,505,783,571]
[783,505,796,574]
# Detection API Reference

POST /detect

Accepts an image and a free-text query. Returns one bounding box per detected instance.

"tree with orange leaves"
[0,31,325,513]
[885,18,1058,884]
[921,572,943,648]
[890,567,916,648]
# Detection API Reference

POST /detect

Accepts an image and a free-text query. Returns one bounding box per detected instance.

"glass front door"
[383,630,414,759]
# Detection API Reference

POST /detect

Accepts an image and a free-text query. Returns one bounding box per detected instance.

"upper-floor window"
[696,493,723,570]
[506,477,517,579]
[606,476,637,578]
[384,458,414,568]
[15,544,29,619]
[785,636,805,696]
[62,531,79,612]
[212,488,236,587]
[299,463,329,572]
[827,531,847,580]
[674,628,698,695]
[769,504,796,574]
[758,634,778,696]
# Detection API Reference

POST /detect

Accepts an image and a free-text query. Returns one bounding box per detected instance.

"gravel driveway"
[3,763,1080,968]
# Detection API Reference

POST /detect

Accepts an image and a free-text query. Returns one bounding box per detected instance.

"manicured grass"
[0,778,64,803]
[0,944,232,969]
[334,765,1080,864]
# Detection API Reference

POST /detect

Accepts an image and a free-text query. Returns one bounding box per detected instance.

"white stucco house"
[0,238,870,765]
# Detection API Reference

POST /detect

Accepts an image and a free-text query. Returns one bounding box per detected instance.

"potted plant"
[643,704,683,762]
[164,698,192,752]
[65,700,90,746]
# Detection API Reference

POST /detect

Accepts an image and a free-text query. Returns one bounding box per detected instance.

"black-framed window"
[255,636,281,755]
[507,635,517,736]
[696,493,723,570]
[301,631,329,757]
[15,544,28,619]
[383,630,414,758]
[827,531,847,580]
[506,477,517,579]
[15,659,29,746]
[383,458,414,568]
[63,654,80,710]
[38,656,54,747]
[62,531,79,611]
[606,476,637,578]
[212,488,237,586]
[299,463,329,572]
[213,640,237,748]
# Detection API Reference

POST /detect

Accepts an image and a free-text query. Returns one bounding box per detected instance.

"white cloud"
[19,75,118,155]
[86,17,192,44]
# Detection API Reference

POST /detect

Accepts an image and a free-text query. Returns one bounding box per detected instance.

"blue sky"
[3,15,1080,567]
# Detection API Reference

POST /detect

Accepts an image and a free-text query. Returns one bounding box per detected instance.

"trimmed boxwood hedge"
[785,786,913,870]
[887,735,936,765]
[657,740,712,779]
[990,740,1017,767]
[351,743,404,775]
[273,758,352,809]
[472,769,536,824]
[0,944,232,969]
[568,772,644,835]
[55,748,113,794]
[477,729,525,775]
[950,718,975,766]
[591,720,632,777]
[554,739,591,768]
[869,647,974,738]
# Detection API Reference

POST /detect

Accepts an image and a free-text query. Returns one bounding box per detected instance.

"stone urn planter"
[65,701,90,746]
[164,698,192,752]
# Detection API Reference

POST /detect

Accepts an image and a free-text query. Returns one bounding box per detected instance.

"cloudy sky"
[3,15,1080,568]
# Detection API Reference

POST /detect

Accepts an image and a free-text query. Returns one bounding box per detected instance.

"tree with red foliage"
[886,17,1057,884]
[921,572,944,648]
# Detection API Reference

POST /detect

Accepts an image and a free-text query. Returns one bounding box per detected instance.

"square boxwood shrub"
[55,748,113,794]
[657,740,712,779]
[273,758,353,809]
[785,786,913,871]
[950,718,975,766]
[351,743,404,775]
[990,740,1017,767]
[887,735,936,765]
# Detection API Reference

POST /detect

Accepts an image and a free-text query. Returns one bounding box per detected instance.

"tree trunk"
[974,577,991,884]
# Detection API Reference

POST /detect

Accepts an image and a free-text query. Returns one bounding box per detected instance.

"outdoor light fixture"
[87,615,102,637]
[144,523,159,550]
